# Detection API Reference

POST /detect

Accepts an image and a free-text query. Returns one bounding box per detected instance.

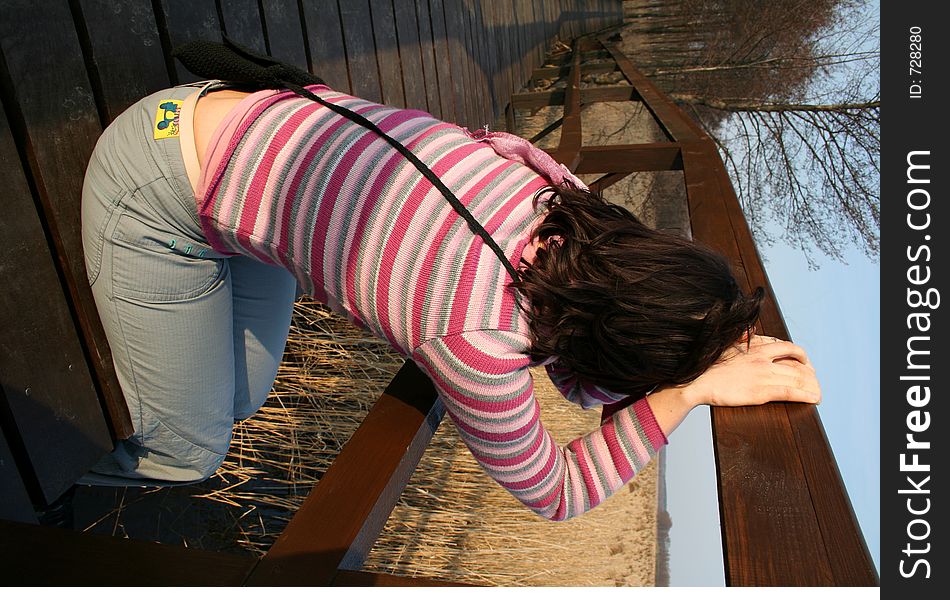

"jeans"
[79,83,297,485]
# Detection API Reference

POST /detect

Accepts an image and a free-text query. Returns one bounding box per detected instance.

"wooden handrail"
[243,360,443,586]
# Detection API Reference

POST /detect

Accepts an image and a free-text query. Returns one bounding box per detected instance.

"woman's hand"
[684,335,821,408]
[645,335,821,437]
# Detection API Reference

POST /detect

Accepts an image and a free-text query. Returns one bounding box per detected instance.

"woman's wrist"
[645,386,698,437]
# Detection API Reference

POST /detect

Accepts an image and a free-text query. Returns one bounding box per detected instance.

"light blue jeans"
[80,83,297,485]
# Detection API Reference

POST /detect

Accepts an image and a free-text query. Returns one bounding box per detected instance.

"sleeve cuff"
[632,396,669,449]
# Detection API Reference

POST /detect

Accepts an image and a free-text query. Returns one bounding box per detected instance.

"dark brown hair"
[513,185,764,398]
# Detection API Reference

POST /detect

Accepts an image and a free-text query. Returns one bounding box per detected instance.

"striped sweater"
[199,85,667,520]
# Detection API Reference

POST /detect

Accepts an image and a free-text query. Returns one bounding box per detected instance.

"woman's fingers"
[691,335,822,408]
[747,336,811,367]
[756,385,821,405]
[766,362,822,402]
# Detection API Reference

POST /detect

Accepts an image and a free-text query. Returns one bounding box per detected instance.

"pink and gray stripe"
[199,85,667,520]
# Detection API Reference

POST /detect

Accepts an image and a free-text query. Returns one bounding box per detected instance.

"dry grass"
[362,371,660,586]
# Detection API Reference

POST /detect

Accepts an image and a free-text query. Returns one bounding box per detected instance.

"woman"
[80,69,819,520]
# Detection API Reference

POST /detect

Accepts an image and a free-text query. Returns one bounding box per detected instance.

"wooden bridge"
[0,0,875,586]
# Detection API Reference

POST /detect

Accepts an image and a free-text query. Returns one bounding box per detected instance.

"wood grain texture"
[218,0,267,54]
[339,0,382,102]
[489,0,513,108]
[155,0,221,83]
[710,404,834,585]
[259,0,309,69]
[681,132,876,588]
[0,98,109,504]
[443,0,471,127]
[471,0,498,119]
[461,0,484,125]
[555,40,582,169]
[413,0,442,116]
[369,0,406,107]
[300,0,350,92]
[426,0,456,123]
[0,0,122,499]
[784,404,879,584]
[76,0,170,123]
[392,0,428,111]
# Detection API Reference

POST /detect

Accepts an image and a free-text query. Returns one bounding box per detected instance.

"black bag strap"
[173,37,522,284]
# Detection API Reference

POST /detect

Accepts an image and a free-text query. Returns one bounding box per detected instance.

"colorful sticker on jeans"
[153,99,182,139]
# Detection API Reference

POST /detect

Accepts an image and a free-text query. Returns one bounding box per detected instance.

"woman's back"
[198,85,548,354]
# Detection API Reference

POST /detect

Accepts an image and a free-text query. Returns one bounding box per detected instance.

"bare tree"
[621,0,880,265]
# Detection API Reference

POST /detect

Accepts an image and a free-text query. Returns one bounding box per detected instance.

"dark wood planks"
[555,41,582,169]
[369,0,406,107]
[683,143,876,585]
[427,0,457,122]
[392,0,428,111]
[488,0,511,113]
[0,0,121,501]
[784,405,879,584]
[259,0,309,70]
[339,0,383,102]
[155,0,221,84]
[332,569,471,586]
[710,405,834,585]
[75,0,170,124]
[244,360,442,586]
[0,98,110,505]
[681,126,876,588]
[443,0,471,126]
[218,0,267,54]
[462,0,484,125]
[413,0,442,116]
[0,0,628,580]
[471,0,497,119]
[300,0,350,92]
[0,519,258,585]
[0,423,37,523]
